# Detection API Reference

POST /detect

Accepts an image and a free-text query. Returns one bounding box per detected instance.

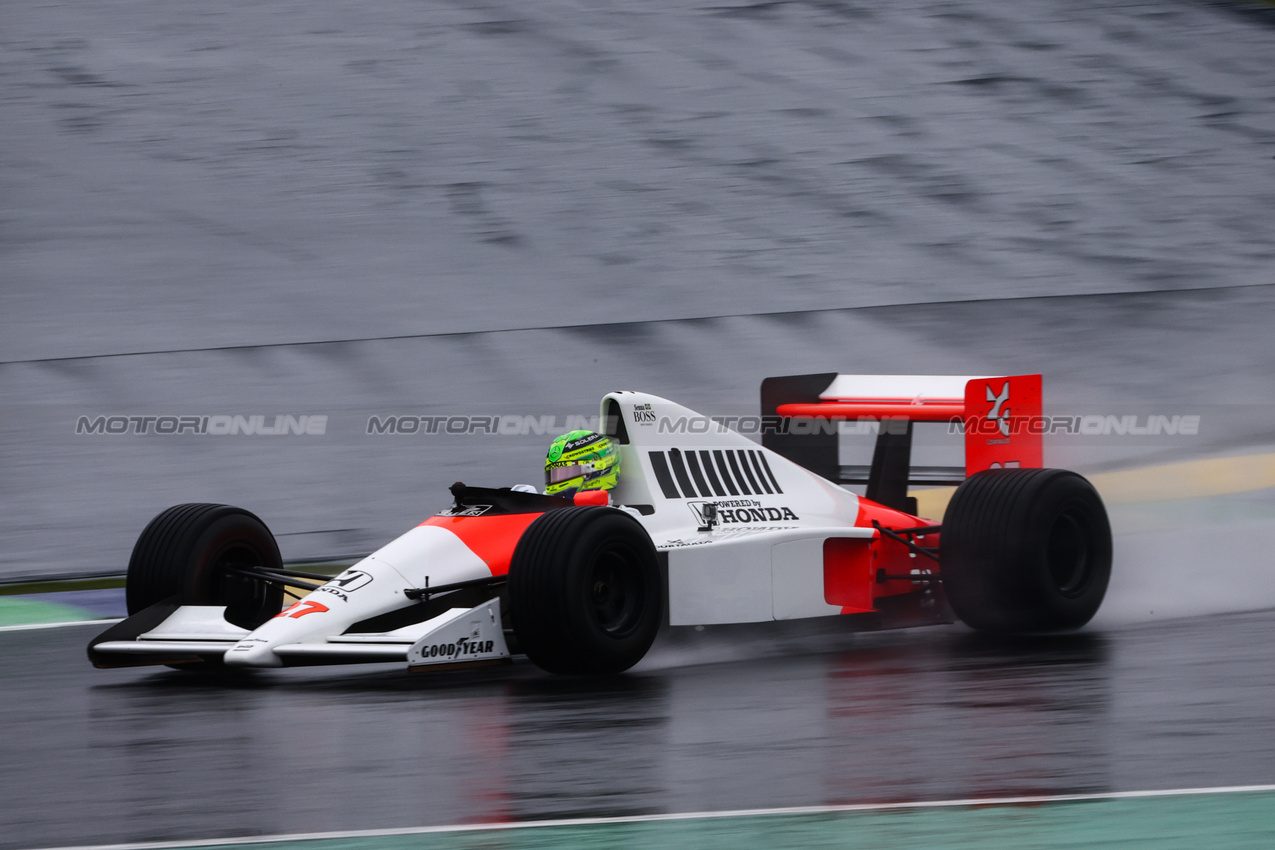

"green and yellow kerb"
[544,430,620,497]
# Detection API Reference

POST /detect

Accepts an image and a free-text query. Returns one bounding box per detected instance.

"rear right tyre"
[940,468,1111,633]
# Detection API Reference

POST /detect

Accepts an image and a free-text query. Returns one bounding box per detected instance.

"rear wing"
[761,373,1043,513]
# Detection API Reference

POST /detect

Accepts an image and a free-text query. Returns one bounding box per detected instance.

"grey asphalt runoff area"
[3,0,1274,362]
[2,1,1275,846]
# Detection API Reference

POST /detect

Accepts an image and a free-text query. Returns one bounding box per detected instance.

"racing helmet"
[544,430,620,497]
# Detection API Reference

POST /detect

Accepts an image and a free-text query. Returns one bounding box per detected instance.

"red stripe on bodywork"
[855,498,931,529]
[420,513,544,576]
[847,498,943,612]
[823,538,874,613]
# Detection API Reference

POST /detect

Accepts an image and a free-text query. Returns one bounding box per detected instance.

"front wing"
[89,598,511,671]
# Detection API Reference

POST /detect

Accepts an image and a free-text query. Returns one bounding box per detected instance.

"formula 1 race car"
[89,373,1112,675]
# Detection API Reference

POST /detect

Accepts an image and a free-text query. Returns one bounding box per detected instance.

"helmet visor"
[547,463,592,486]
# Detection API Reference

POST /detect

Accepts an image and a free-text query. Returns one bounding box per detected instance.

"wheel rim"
[205,543,279,628]
[1046,511,1091,598]
[587,542,646,638]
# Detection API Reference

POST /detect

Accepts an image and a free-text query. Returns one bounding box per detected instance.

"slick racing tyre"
[126,503,285,631]
[940,469,1112,633]
[508,506,662,675]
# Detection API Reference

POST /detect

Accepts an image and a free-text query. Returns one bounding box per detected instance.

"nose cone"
[224,638,283,667]
[219,524,497,668]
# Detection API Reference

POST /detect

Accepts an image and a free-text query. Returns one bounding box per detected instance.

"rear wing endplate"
[761,373,1042,513]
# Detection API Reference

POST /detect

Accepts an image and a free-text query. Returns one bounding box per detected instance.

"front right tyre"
[126,503,284,631]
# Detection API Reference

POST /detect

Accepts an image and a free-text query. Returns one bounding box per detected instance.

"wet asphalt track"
[2,610,1274,849]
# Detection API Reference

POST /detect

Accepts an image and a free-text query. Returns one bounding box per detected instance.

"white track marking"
[27,784,1275,850]
[0,618,121,633]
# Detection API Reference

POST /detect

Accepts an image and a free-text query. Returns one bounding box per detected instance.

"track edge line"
[24,783,1275,850]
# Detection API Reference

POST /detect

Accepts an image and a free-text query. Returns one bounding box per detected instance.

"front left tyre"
[508,506,662,675]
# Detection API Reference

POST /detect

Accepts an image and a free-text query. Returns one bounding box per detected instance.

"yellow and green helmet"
[544,430,620,497]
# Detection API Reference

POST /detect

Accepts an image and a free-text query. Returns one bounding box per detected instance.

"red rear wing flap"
[962,374,1042,475]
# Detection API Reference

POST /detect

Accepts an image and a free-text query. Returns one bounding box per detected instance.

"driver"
[543,430,620,498]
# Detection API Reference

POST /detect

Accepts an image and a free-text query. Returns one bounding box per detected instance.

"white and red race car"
[89,373,1111,675]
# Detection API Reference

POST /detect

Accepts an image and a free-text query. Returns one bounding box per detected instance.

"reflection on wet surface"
[4,610,1273,849]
